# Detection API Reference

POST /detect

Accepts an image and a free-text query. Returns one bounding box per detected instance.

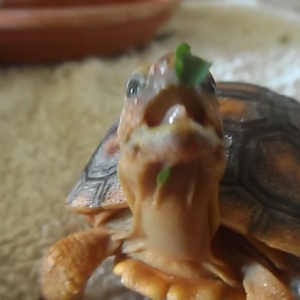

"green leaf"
[175,43,212,87]
[157,168,171,185]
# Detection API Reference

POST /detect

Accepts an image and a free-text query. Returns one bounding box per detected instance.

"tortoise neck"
[119,159,223,267]
[142,164,221,262]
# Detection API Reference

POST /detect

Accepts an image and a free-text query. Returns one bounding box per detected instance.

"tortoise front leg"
[113,258,245,300]
[40,228,121,300]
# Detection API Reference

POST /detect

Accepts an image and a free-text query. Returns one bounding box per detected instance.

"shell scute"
[249,133,300,211]
[219,98,261,123]
[66,173,107,209]
[219,82,300,255]
[66,121,125,210]
[219,186,263,235]
[86,141,120,180]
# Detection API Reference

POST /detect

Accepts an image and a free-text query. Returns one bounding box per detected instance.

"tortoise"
[40,45,300,300]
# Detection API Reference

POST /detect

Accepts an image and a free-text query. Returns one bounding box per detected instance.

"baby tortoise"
[40,45,300,300]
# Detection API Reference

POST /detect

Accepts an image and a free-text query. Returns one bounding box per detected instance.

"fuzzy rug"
[1,1,300,300]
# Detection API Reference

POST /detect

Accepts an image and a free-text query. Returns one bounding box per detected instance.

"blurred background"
[1,0,300,299]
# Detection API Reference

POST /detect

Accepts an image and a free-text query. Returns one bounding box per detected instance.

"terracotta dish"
[0,0,181,63]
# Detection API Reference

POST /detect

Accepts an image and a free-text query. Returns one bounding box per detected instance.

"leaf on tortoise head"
[175,43,212,87]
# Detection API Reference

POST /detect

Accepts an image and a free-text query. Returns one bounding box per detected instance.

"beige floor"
[2,1,300,300]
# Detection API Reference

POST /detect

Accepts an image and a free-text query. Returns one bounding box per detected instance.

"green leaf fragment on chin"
[157,168,171,185]
[175,43,212,87]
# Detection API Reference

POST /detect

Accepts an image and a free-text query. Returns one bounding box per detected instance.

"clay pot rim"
[0,0,181,29]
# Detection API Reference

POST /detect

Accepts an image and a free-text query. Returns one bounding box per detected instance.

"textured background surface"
[1,1,300,299]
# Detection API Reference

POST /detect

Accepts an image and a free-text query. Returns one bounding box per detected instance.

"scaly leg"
[243,263,295,300]
[40,228,121,300]
[113,257,245,300]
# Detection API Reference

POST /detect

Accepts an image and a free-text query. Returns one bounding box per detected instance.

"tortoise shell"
[67,82,300,256]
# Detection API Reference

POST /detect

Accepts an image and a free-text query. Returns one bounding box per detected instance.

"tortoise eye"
[125,74,147,98]
[204,74,216,93]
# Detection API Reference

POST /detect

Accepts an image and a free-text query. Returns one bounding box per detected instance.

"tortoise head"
[118,46,224,168]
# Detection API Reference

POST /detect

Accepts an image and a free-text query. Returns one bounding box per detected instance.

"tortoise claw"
[40,228,120,300]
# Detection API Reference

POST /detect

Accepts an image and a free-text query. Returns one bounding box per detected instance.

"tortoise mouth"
[143,86,205,128]
[122,85,224,166]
